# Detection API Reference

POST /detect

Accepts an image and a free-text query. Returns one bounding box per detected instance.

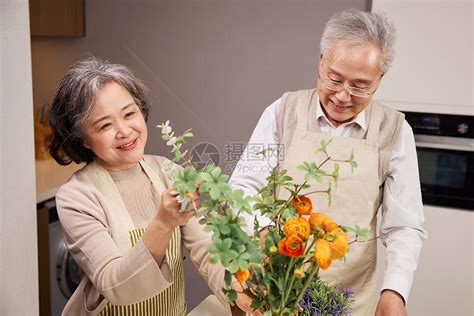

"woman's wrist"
[148,216,175,234]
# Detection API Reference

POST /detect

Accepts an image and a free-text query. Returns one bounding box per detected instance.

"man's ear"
[318,55,324,74]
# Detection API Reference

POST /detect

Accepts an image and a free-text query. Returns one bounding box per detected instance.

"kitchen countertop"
[35,159,84,204]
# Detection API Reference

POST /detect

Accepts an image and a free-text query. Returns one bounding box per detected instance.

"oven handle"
[414,134,474,152]
[415,141,474,152]
[415,136,474,152]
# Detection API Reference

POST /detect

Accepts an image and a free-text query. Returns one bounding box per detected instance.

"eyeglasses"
[318,76,377,98]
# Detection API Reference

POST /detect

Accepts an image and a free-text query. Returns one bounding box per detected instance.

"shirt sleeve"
[56,178,174,306]
[379,120,428,303]
[228,98,281,233]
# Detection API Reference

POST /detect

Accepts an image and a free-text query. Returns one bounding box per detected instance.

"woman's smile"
[117,138,138,151]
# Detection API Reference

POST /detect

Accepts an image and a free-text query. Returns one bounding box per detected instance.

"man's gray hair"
[320,9,396,74]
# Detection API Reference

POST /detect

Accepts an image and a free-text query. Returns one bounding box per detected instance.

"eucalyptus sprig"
[158,122,369,315]
[158,122,262,291]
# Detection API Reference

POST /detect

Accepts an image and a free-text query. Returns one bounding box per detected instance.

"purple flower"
[299,284,354,316]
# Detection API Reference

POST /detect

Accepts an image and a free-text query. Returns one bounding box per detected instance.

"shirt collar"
[313,94,367,131]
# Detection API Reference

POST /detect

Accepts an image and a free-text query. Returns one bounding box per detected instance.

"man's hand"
[375,290,407,316]
[231,281,263,316]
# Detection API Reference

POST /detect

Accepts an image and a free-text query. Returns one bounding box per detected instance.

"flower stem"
[293,264,319,310]
[279,257,296,311]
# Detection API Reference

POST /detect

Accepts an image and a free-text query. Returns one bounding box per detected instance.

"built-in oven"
[403,112,474,210]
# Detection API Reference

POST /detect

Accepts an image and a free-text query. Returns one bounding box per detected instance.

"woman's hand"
[231,281,264,316]
[144,189,199,265]
[155,189,198,229]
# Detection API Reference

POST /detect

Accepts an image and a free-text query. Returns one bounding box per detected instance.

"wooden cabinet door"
[29,0,84,37]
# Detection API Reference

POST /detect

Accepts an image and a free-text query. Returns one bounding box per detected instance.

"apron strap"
[365,101,383,144]
[295,89,317,133]
[140,156,169,193]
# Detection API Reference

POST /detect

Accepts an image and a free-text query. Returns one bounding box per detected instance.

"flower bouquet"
[158,122,368,315]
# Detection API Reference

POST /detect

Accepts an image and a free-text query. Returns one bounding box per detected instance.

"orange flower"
[235,268,250,284]
[313,228,349,269]
[284,217,310,240]
[309,213,339,233]
[293,195,313,215]
[278,233,305,257]
[314,238,332,269]
[329,229,348,259]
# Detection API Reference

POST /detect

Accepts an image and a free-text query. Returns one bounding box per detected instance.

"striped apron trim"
[99,228,185,316]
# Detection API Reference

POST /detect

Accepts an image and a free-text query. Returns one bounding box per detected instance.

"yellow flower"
[269,246,278,254]
[314,238,332,270]
[309,213,339,233]
[294,268,305,279]
[284,217,310,240]
[328,229,348,259]
[313,228,349,269]
[235,268,250,284]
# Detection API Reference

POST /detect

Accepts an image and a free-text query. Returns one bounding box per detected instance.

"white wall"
[372,0,473,115]
[0,1,39,315]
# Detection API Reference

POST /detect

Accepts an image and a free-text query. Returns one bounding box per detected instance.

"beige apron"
[280,91,383,315]
[67,157,186,316]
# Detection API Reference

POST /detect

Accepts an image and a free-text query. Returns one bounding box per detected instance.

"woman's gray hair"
[320,9,396,75]
[48,56,151,165]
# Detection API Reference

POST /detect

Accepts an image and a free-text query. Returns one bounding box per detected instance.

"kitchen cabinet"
[376,205,473,315]
[29,0,85,37]
[372,0,473,115]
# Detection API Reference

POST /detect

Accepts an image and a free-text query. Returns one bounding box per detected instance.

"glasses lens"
[321,78,341,91]
[348,87,371,98]
[320,78,371,98]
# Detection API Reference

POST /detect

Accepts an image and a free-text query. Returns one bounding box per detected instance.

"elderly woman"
[48,57,249,316]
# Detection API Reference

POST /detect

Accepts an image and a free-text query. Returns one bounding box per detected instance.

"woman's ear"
[83,138,91,149]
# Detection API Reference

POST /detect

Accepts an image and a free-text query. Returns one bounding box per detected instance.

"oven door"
[415,135,474,210]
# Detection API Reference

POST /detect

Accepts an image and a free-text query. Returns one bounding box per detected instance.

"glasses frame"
[318,75,380,98]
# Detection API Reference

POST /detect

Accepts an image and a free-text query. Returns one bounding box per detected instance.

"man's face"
[317,40,383,127]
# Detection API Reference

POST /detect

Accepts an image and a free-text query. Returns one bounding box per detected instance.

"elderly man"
[229,9,427,316]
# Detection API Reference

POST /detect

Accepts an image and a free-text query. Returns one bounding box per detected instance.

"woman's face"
[82,81,148,171]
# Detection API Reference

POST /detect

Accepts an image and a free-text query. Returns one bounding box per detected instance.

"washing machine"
[45,200,80,315]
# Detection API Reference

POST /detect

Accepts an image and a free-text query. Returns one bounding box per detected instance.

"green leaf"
[209,255,219,264]
[220,225,231,235]
[225,270,232,287]
[297,161,326,183]
[317,138,333,153]
[250,299,265,310]
[222,238,232,250]
[228,260,239,273]
[341,226,355,234]
[227,289,237,302]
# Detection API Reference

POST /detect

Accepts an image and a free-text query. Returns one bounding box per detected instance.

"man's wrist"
[381,289,406,305]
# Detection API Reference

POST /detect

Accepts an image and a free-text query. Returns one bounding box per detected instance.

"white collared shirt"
[229,96,428,303]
